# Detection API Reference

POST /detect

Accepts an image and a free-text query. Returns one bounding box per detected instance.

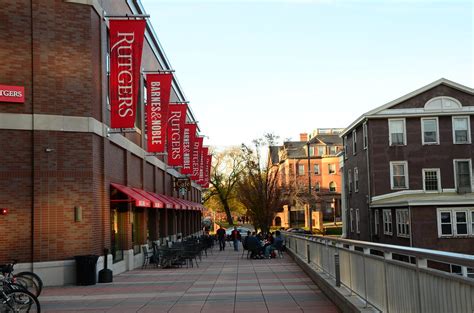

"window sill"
[391,187,409,190]
[396,234,410,238]
[439,235,474,239]
[389,144,406,147]
[422,142,439,146]
[453,142,471,145]
[383,232,393,236]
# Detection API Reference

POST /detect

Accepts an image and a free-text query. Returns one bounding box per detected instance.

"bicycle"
[1,272,41,312]
[0,261,43,297]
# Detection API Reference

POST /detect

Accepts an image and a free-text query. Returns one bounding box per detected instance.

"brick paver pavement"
[40,244,339,313]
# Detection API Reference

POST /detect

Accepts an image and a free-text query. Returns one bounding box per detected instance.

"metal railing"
[283,232,474,313]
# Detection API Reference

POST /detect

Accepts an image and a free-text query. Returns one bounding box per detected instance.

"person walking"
[231,226,241,251]
[216,225,226,251]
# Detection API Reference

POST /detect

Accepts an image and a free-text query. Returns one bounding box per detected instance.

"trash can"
[74,255,99,286]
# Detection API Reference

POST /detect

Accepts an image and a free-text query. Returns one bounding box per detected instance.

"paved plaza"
[40,244,339,313]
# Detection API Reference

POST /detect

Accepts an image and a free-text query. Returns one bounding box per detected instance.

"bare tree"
[237,134,283,233]
[203,146,245,225]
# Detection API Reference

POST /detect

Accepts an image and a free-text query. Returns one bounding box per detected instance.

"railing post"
[383,251,392,313]
[363,248,370,308]
[335,252,340,287]
[307,243,311,263]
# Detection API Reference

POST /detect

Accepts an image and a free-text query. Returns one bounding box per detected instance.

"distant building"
[341,78,474,254]
[269,129,343,229]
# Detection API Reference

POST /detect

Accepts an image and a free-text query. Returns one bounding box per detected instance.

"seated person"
[264,231,284,258]
[246,232,264,259]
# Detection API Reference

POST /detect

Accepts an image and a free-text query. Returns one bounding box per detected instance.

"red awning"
[163,195,182,209]
[111,183,151,207]
[132,188,165,209]
[148,192,174,209]
[174,198,191,210]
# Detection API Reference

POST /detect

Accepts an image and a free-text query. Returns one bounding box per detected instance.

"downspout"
[30,0,35,272]
[366,120,372,242]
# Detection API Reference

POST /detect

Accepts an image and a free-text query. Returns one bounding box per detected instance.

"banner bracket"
[106,127,137,137]
[105,14,150,19]
[143,70,175,73]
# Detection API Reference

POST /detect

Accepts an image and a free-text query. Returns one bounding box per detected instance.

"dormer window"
[425,96,462,111]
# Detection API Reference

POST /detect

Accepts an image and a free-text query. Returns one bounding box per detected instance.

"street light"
[306,141,313,232]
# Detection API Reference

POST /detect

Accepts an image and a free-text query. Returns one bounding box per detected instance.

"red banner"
[146,73,173,152]
[203,154,212,188]
[109,20,146,128]
[182,123,197,175]
[191,136,203,181]
[167,104,187,167]
[0,85,24,103]
[198,147,208,185]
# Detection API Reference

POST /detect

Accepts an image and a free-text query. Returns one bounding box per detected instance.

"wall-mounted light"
[45,148,54,153]
[0,208,8,215]
[74,206,83,222]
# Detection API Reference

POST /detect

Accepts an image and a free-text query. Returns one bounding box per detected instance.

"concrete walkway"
[40,244,339,313]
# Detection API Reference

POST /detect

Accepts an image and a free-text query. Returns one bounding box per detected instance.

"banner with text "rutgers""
[109,20,146,128]
[167,104,187,167]
[182,123,197,175]
[146,73,173,152]
[191,136,203,181]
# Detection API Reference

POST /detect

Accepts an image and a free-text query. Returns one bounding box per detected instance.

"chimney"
[300,133,308,142]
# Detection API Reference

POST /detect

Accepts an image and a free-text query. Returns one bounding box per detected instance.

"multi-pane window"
[315,182,320,192]
[344,136,348,159]
[314,164,320,174]
[328,163,336,174]
[454,160,472,193]
[354,167,359,192]
[421,117,439,145]
[350,208,354,232]
[317,146,325,156]
[329,146,337,155]
[390,161,408,189]
[423,168,441,192]
[438,209,474,237]
[309,146,315,156]
[396,209,410,238]
[363,123,368,149]
[389,119,406,145]
[355,208,360,233]
[298,164,305,176]
[329,182,336,192]
[452,116,471,144]
[374,210,379,235]
[352,130,357,154]
[348,169,353,193]
[383,209,392,235]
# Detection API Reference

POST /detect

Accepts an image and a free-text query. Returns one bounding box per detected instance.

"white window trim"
[348,169,352,193]
[363,122,368,149]
[390,161,409,190]
[352,129,357,155]
[396,209,410,238]
[355,208,360,234]
[344,136,348,159]
[298,164,305,176]
[374,210,379,236]
[354,167,359,193]
[328,163,336,175]
[453,159,473,192]
[437,207,474,238]
[383,209,392,235]
[314,164,320,175]
[421,117,440,145]
[452,116,471,144]
[422,168,441,192]
[388,118,407,146]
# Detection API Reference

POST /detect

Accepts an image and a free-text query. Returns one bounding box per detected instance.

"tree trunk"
[223,203,234,225]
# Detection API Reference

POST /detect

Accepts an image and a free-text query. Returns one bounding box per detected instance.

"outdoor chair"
[241,239,251,259]
[142,246,152,269]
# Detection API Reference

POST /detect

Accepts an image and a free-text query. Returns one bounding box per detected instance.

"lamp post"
[306,141,313,232]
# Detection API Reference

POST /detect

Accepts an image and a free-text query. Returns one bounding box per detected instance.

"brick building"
[0,0,204,285]
[341,78,474,255]
[269,129,343,230]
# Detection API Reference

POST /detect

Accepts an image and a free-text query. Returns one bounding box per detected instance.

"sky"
[141,0,473,148]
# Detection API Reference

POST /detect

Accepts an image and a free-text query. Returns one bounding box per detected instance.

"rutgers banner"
[146,73,173,152]
[198,147,208,185]
[109,19,146,128]
[203,154,212,188]
[191,136,203,181]
[182,123,197,175]
[167,104,187,167]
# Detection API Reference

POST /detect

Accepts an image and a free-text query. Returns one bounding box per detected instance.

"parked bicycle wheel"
[1,289,40,313]
[15,272,43,296]
[14,275,41,298]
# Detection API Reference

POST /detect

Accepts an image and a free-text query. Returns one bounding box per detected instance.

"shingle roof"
[309,134,342,145]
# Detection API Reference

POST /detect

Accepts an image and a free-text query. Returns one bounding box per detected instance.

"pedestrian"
[231,226,241,251]
[216,225,226,251]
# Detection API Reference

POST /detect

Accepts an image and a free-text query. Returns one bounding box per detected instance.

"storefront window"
[111,207,126,263]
